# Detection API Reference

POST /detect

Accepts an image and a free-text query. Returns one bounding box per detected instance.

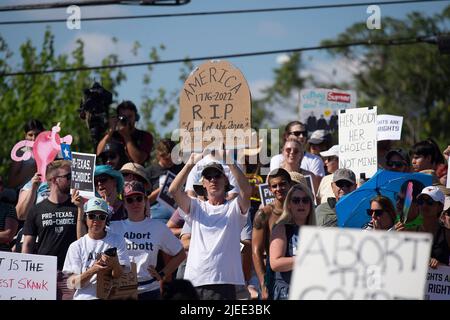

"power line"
[0,0,190,13]
[0,0,448,25]
[0,36,438,77]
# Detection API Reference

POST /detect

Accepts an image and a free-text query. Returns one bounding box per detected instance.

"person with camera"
[63,197,129,300]
[96,101,153,165]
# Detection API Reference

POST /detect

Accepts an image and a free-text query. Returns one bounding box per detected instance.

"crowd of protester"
[1,105,449,301]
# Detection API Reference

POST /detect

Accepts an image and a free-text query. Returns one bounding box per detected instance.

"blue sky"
[1,0,448,134]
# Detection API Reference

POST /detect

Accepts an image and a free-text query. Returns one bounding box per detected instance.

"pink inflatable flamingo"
[10,123,73,182]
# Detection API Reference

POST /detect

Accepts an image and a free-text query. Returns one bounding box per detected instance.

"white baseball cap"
[320,145,339,158]
[84,197,109,214]
[417,186,445,204]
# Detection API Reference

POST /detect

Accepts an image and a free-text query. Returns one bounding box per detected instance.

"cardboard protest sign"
[70,152,96,198]
[179,60,251,152]
[338,106,378,179]
[289,227,432,300]
[157,171,178,211]
[0,252,57,300]
[299,88,356,132]
[424,266,450,300]
[303,175,316,206]
[97,262,138,300]
[377,114,403,141]
[258,183,275,206]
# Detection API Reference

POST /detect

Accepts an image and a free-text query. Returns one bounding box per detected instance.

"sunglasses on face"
[125,195,144,204]
[289,130,308,137]
[325,156,338,162]
[291,196,310,205]
[387,160,406,168]
[55,173,71,180]
[87,213,108,221]
[367,209,384,217]
[417,198,435,206]
[102,152,118,161]
[335,180,353,189]
[95,176,111,184]
[270,182,287,190]
[125,196,144,204]
[284,147,300,155]
[204,173,222,181]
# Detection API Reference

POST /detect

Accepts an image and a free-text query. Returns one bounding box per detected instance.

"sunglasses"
[95,176,111,184]
[125,195,144,204]
[387,160,406,168]
[101,152,118,161]
[335,180,353,189]
[204,173,222,181]
[291,196,310,205]
[87,213,108,221]
[284,147,300,154]
[417,198,435,206]
[289,130,308,137]
[270,182,288,190]
[55,173,71,180]
[324,156,338,162]
[366,209,384,217]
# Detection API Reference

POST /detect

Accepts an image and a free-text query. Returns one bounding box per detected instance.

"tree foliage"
[320,6,450,148]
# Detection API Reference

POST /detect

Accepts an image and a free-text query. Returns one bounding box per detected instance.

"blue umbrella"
[335,169,433,228]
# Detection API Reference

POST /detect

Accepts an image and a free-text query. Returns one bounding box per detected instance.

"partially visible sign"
[258,183,275,207]
[157,171,178,211]
[300,88,356,132]
[179,60,251,152]
[289,227,432,300]
[70,152,96,198]
[0,252,57,300]
[338,107,378,179]
[97,262,138,300]
[424,266,450,300]
[377,114,403,141]
[304,175,316,206]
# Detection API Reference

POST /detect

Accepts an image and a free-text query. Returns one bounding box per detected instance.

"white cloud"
[256,20,288,37]
[301,57,363,84]
[276,53,290,65]
[63,32,138,65]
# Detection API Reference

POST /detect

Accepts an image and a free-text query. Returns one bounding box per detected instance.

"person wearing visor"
[64,197,129,300]
[315,168,357,227]
[109,181,185,300]
[384,148,411,173]
[169,152,252,300]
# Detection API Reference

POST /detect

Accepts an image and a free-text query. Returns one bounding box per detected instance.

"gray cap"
[332,168,356,185]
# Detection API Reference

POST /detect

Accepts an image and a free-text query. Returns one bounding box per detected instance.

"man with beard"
[22,160,78,300]
[252,168,292,300]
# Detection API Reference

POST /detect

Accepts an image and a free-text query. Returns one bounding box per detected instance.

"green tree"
[320,6,450,149]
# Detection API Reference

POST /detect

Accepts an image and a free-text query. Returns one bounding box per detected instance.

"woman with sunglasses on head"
[280,138,319,195]
[63,197,129,300]
[364,195,397,230]
[269,183,316,300]
[109,181,186,300]
[270,121,326,179]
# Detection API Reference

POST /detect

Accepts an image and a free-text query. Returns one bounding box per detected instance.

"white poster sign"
[300,88,356,132]
[0,252,57,300]
[290,227,432,300]
[424,266,450,300]
[377,114,403,141]
[338,106,378,179]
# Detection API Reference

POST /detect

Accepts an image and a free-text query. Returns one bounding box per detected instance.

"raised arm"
[228,162,252,214]
[168,153,202,214]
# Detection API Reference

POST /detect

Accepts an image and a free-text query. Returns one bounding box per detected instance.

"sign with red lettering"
[289,227,432,300]
[300,88,356,133]
[0,252,57,300]
[179,60,251,152]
